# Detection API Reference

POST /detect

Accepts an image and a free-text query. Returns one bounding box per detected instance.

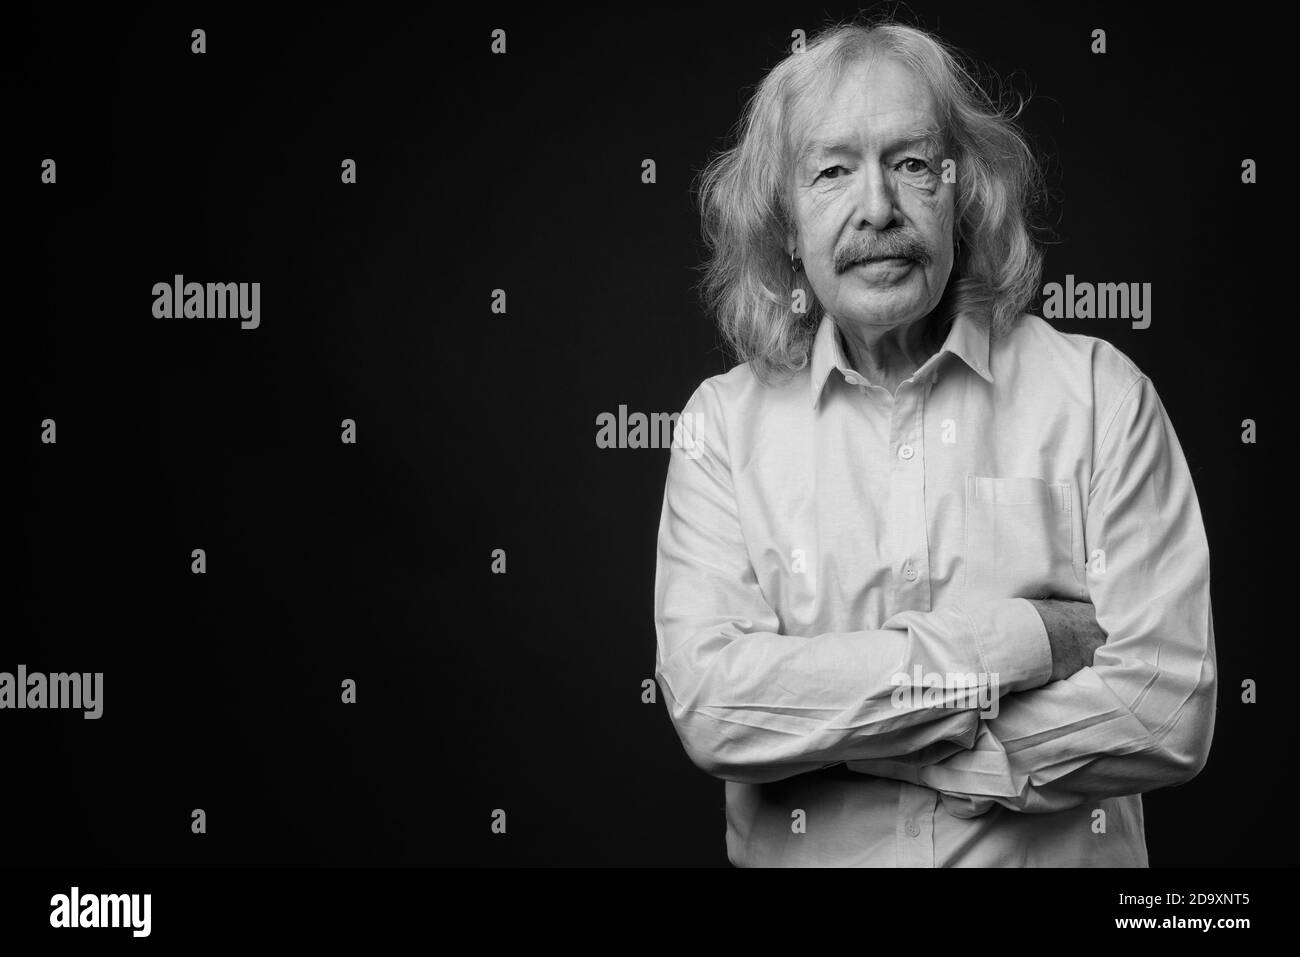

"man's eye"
[816,165,848,180]
[896,158,933,175]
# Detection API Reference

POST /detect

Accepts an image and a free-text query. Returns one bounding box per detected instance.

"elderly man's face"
[791,56,955,332]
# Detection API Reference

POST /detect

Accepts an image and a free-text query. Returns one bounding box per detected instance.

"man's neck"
[836,310,947,394]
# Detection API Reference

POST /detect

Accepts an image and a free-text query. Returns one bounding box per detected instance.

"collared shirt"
[653,309,1217,866]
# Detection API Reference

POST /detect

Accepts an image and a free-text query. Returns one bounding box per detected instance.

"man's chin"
[834,291,930,327]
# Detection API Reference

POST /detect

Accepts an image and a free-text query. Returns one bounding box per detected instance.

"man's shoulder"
[678,358,809,420]
[1000,313,1148,400]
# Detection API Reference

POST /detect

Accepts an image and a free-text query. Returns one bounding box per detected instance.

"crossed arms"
[652,374,1217,814]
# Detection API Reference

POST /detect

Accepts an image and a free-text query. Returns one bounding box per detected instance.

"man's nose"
[852,163,899,229]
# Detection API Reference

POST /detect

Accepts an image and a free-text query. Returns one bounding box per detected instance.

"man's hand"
[1027,599,1107,682]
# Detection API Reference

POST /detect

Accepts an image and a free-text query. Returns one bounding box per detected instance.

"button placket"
[887,383,931,614]
[896,783,937,866]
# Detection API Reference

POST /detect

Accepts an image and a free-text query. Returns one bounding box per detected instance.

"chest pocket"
[962,474,1085,602]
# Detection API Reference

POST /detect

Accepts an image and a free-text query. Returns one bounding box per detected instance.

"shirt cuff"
[962,597,1053,695]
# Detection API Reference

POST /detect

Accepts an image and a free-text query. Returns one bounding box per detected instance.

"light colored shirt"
[653,309,1217,866]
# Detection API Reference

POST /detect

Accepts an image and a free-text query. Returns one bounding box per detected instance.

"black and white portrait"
[653,18,1216,867]
[8,2,1284,936]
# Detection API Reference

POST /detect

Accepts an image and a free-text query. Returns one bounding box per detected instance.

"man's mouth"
[850,256,914,273]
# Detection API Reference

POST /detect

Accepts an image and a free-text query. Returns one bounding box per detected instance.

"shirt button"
[898,444,915,460]
[905,821,920,838]
[904,563,918,582]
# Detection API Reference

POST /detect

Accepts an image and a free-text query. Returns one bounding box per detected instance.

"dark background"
[11,1,1285,866]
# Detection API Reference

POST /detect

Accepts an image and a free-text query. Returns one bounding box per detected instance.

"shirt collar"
[809,307,993,408]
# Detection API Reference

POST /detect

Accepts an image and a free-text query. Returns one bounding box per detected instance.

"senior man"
[653,20,1216,867]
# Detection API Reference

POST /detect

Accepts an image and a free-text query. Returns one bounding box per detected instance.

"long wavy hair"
[694,18,1047,383]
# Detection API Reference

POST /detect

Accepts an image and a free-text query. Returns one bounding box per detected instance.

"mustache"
[834,234,933,273]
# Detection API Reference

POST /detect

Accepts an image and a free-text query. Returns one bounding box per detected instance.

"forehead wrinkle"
[795,65,941,164]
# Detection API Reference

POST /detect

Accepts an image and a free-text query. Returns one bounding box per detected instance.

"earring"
[790,249,803,273]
